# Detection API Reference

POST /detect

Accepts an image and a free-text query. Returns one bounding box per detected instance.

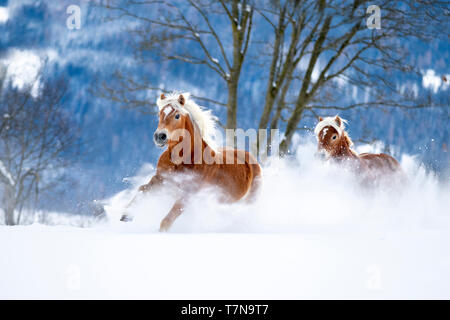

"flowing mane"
[157,92,218,149]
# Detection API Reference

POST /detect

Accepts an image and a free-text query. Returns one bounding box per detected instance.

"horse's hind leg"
[159,198,184,232]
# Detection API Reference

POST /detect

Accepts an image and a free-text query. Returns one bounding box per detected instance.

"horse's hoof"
[159,221,170,232]
[120,214,133,222]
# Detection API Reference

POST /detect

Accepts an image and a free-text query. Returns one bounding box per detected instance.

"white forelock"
[314,116,348,139]
[157,92,218,149]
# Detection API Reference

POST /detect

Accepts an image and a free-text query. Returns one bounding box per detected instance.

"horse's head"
[314,115,352,156]
[154,93,192,148]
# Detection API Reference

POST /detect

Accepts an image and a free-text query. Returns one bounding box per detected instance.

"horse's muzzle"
[154,130,168,147]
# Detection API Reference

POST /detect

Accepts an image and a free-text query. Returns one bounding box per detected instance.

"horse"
[314,115,403,184]
[120,92,262,231]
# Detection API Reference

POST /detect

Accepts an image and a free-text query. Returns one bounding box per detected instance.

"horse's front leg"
[120,174,164,222]
[159,198,184,232]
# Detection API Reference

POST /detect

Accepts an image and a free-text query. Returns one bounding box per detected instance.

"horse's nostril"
[154,132,168,144]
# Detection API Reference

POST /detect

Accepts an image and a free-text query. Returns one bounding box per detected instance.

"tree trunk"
[279,16,332,154]
[258,12,286,130]
[3,184,17,225]
[259,87,277,130]
[226,80,238,129]
[270,66,296,130]
[279,101,306,154]
[225,0,252,129]
[4,207,15,226]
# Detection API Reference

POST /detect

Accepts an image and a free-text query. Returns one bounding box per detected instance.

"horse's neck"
[167,118,210,165]
[332,138,358,160]
[187,118,210,158]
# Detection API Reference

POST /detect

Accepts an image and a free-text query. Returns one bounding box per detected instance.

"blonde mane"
[157,92,218,149]
[314,116,353,146]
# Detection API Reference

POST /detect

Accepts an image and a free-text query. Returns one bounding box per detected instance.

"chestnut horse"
[314,115,403,182]
[120,93,261,231]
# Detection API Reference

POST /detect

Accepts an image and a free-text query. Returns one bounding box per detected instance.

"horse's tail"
[245,161,262,203]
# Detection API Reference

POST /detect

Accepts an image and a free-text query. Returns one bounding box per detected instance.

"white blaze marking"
[163,106,173,119]
[321,127,329,139]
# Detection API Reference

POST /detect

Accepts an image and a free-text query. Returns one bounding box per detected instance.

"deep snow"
[1,225,450,299]
[1,139,449,299]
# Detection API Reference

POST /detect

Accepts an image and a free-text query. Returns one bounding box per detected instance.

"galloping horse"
[314,115,403,182]
[121,93,261,231]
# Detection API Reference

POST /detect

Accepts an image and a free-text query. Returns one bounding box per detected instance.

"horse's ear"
[335,115,342,127]
[178,94,185,106]
[319,117,323,122]
[160,93,166,100]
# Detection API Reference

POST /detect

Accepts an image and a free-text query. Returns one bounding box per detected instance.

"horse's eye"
[175,114,180,120]
[332,135,337,140]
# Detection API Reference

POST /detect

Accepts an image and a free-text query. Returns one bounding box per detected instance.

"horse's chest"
[172,164,229,189]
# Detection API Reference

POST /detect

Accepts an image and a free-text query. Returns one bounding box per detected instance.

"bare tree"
[96,71,228,118]
[256,0,314,130]
[0,73,78,225]
[101,0,253,129]
[254,0,448,154]
[99,0,447,154]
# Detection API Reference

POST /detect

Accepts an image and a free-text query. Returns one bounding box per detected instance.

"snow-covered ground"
[1,140,449,299]
[2,225,450,299]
